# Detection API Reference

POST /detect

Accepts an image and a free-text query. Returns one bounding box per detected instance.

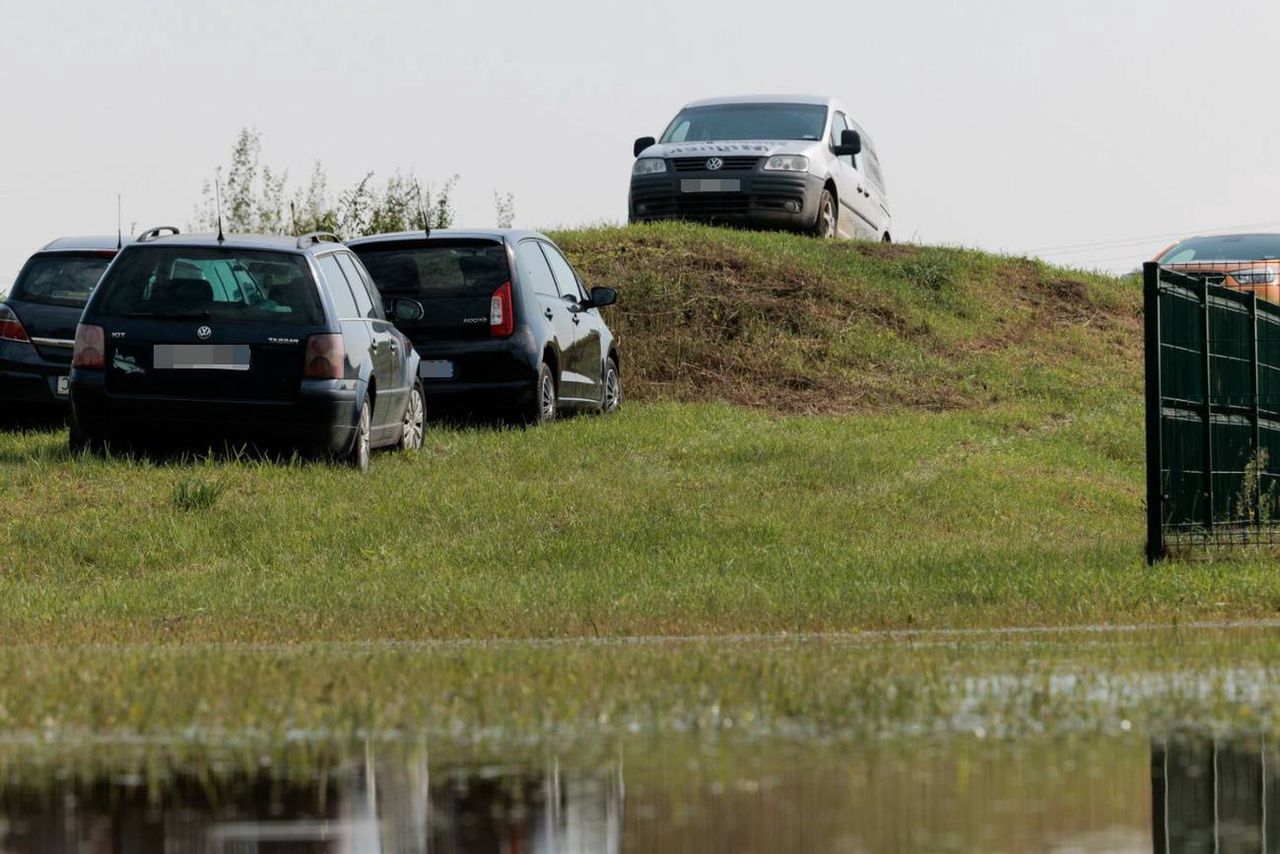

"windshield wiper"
[123,310,212,320]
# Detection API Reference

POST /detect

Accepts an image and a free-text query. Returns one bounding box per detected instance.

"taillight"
[0,304,30,343]
[490,281,514,338]
[72,323,105,369]
[304,334,344,379]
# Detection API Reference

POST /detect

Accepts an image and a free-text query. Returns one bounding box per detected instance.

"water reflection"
[1153,736,1279,854]
[0,736,1273,853]
[0,752,623,854]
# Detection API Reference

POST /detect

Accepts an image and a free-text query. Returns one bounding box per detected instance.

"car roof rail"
[136,226,181,243]
[297,232,342,250]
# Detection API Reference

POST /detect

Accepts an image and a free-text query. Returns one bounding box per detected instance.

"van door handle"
[572,315,581,325]
[544,308,554,320]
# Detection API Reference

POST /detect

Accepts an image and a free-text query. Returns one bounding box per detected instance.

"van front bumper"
[629,171,824,230]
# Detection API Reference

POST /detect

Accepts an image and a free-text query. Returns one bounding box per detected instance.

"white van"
[629,95,891,241]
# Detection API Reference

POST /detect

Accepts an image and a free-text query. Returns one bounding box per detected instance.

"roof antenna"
[214,168,226,244]
[116,194,123,250]
[415,178,430,238]
[290,200,299,236]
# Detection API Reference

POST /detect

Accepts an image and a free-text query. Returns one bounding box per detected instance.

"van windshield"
[10,252,114,308]
[660,103,829,143]
[94,248,323,325]
[355,240,510,299]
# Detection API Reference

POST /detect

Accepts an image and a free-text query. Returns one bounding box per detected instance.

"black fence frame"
[1145,261,1280,562]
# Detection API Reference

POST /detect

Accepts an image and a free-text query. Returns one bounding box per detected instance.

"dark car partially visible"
[348,230,621,424]
[0,236,122,414]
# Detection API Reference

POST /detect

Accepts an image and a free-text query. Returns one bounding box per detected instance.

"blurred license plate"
[153,345,251,371]
[420,360,454,379]
[55,376,69,397]
[681,179,741,193]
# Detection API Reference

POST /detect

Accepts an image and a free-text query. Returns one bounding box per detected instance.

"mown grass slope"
[552,222,1141,413]
[0,224,1210,645]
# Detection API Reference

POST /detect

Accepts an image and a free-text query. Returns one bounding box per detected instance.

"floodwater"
[2,625,1279,852]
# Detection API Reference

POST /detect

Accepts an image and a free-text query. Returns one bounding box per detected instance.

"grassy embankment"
[2,220,1269,647]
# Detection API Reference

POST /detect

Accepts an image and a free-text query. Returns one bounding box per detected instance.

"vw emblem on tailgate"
[706,157,724,171]
[196,325,213,341]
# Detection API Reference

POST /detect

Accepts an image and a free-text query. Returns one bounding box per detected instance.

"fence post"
[1201,278,1215,536]
[1252,292,1262,532]
[1145,262,1165,563]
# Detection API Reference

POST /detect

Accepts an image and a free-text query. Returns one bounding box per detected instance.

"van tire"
[812,189,837,239]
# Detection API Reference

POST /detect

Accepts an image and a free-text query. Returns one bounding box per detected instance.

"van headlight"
[632,158,667,176]
[763,155,810,172]
[1232,269,1278,286]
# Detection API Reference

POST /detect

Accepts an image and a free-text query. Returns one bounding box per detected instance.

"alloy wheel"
[401,387,424,450]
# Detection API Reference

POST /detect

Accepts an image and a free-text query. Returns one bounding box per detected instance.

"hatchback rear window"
[355,240,510,299]
[93,247,323,325]
[10,252,113,307]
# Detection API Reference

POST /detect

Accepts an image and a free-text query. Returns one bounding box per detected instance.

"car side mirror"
[833,129,862,157]
[634,136,657,158]
[384,297,425,322]
[588,286,618,308]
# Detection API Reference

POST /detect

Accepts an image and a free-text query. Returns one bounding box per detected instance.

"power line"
[1032,219,1280,256]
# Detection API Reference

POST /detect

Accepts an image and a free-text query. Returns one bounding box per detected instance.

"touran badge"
[706,157,724,171]
[197,325,213,340]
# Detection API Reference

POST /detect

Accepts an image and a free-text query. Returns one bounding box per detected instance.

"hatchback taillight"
[490,281,514,338]
[304,334,344,379]
[72,323,105,369]
[0,304,30,343]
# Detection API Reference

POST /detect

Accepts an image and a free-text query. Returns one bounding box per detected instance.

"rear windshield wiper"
[123,311,212,320]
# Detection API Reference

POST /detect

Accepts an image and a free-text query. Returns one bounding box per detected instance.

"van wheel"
[348,400,372,472]
[812,190,837,239]
[521,362,557,426]
[400,382,425,451]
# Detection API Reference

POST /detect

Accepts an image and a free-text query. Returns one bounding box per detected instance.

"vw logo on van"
[196,325,213,341]
[706,157,724,171]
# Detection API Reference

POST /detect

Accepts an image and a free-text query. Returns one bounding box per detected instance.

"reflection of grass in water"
[0,626,1274,782]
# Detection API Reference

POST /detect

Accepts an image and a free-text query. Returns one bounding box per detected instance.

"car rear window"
[10,252,114,307]
[355,240,510,299]
[1161,235,1280,263]
[93,247,323,325]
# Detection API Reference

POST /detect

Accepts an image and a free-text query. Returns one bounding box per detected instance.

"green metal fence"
[1145,262,1280,561]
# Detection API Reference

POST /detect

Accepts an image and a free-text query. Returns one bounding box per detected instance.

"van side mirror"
[588,286,618,308]
[834,129,862,157]
[384,297,425,322]
[634,136,657,158]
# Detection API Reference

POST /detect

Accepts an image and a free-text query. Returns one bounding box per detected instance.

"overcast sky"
[1,0,1277,285]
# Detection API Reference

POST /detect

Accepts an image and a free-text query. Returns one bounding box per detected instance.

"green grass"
[2,398,1277,644]
[0,223,1260,643]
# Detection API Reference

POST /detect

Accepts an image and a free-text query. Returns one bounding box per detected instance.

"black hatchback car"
[348,230,620,423]
[69,228,424,470]
[1,236,124,414]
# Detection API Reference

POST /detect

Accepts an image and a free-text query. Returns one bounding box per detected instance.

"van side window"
[317,255,360,319]
[515,240,559,297]
[829,112,847,149]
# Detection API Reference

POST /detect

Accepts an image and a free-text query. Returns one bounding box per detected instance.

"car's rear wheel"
[812,189,837,239]
[400,382,425,451]
[68,415,105,456]
[348,400,372,471]
[520,362,557,426]
[602,358,621,414]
